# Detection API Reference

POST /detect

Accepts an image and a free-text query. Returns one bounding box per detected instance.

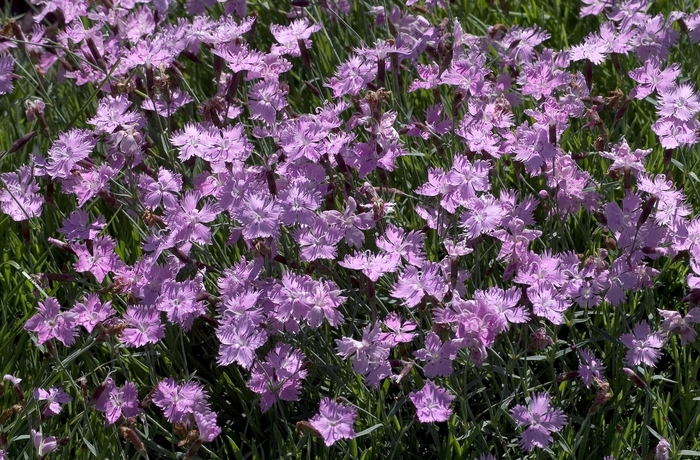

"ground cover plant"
[3,0,700,458]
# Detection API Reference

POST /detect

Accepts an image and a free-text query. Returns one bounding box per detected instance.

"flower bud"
[655,438,670,460]
[622,367,647,390]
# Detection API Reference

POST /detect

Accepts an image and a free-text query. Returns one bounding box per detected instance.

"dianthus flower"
[578,349,606,388]
[31,430,58,457]
[0,56,14,94]
[0,165,43,221]
[247,343,307,412]
[71,294,115,333]
[34,386,71,418]
[409,380,455,423]
[45,129,96,180]
[658,308,700,345]
[120,306,165,348]
[510,393,567,451]
[413,332,457,378]
[308,398,357,446]
[24,297,78,347]
[152,378,211,424]
[95,378,141,425]
[620,321,665,367]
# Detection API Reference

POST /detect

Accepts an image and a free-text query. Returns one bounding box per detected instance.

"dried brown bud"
[589,378,612,414]
[174,422,188,439]
[296,420,322,439]
[0,404,23,424]
[119,427,147,458]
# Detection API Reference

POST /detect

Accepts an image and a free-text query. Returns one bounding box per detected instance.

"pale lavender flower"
[510,393,567,451]
[0,165,43,221]
[248,344,307,412]
[628,57,680,99]
[89,95,141,134]
[308,398,357,446]
[293,218,344,262]
[31,430,58,457]
[270,18,322,57]
[380,313,417,345]
[120,306,165,348]
[153,378,211,424]
[71,294,115,333]
[600,139,651,177]
[138,168,182,210]
[216,318,267,369]
[194,410,221,442]
[232,192,280,240]
[165,192,219,245]
[339,251,401,282]
[578,349,606,388]
[58,210,105,240]
[391,262,446,308]
[409,380,455,423]
[658,308,700,345]
[323,197,375,248]
[45,129,96,179]
[0,56,14,94]
[335,324,391,387]
[24,297,78,347]
[580,0,613,17]
[413,332,457,378]
[248,79,288,125]
[141,89,193,117]
[95,378,141,425]
[658,83,700,121]
[655,438,670,460]
[72,235,121,283]
[34,386,72,418]
[620,321,665,367]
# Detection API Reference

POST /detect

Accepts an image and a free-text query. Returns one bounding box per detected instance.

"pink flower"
[308,398,357,446]
[24,297,78,347]
[409,380,455,423]
[628,57,680,100]
[216,318,267,369]
[45,129,96,179]
[31,430,58,457]
[413,332,457,378]
[248,79,288,125]
[270,18,322,57]
[620,321,665,367]
[71,294,115,333]
[293,218,344,262]
[338,251,401,282]
[247,343,307,412]
[72,236,121,283]
[194,410,221,442]
[0,165,43,221]
[658,308,700,345]
[658,83,700,121]
[578,349,606,388]
[95,378,141,425]
[380,313,417,345]
[34,386,72,418]
[0,56,14,94]
[152,378,211,424]
[335,324,391,387]
[120,306,165,348]
[510,393,567,451]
